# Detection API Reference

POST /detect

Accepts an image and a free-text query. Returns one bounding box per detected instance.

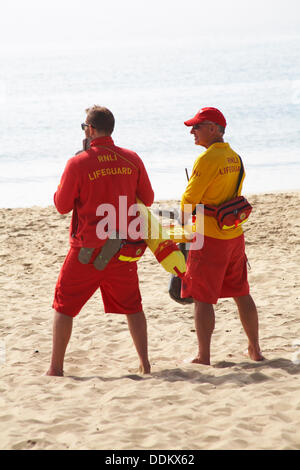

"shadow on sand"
[66,357,300,387]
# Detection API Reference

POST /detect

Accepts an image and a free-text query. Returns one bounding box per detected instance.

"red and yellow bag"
[117,240,147,262]
[204,156,252,230]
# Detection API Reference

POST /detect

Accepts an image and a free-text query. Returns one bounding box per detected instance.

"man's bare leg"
[191,301,215,365]
[46,311,73,376]
[234,294,264,361]
[126,311,150,374]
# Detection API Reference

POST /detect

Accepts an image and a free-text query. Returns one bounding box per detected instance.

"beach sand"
[0,191,300,450]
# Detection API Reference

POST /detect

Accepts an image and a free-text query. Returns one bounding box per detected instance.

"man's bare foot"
[191,356,210,365]
[139,362,151,374]
[247,345,264,361]
[45,368,64,377]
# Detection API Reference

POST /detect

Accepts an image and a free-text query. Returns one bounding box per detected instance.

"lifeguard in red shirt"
[46,106,154,377]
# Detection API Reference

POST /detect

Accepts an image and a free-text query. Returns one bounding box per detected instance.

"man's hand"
[180,205,195,226]
[82,138,91,151]
[75,138,91,155]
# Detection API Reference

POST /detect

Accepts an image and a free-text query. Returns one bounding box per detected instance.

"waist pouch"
[196,155,252,230]
[117,240,147,262]
[204,196,252,230]
[78,232,146,271]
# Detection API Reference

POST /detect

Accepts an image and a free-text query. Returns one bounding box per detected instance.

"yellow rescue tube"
[136,199,186,277]
[166,224,196,244]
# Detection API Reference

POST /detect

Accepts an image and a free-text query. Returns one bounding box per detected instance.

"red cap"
[184,107,226,128]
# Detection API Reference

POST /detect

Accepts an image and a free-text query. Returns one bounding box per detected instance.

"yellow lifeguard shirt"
[181,142,245,240]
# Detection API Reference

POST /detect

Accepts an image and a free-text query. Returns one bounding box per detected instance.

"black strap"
[235,155,244,197]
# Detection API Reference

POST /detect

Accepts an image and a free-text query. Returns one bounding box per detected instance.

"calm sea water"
[0,35,299,207]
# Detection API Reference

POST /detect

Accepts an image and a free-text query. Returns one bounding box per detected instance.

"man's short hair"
[217,124,225,135]
[85,105,115,135]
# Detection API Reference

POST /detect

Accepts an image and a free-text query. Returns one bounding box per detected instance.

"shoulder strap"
[236,155,244,196]
[195,154,245,216]
[94,144,139,171]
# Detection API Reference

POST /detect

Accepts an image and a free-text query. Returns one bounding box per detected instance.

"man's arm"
[54,158,80,214]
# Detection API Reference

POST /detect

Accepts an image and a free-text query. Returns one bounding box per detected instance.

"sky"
[1,0,300,51]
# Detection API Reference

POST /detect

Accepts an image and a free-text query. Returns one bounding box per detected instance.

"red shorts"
[53,247,143,317]
[181,234,249,304]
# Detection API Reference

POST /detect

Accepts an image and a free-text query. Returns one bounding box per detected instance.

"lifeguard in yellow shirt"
[180,107,263,365]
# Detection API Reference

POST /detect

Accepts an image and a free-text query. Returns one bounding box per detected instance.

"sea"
[0,34,299,208]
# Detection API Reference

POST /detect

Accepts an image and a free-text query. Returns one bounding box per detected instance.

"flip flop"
[78,247,94,264]
[93,232,123,270]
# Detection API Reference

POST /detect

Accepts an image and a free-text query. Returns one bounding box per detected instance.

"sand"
[0,191,300,450]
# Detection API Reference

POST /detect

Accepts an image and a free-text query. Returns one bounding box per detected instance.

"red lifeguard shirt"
[54,136,154,247]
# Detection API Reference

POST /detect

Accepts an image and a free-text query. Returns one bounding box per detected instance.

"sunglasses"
[192,122,213,130]
[81,123,95,130]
